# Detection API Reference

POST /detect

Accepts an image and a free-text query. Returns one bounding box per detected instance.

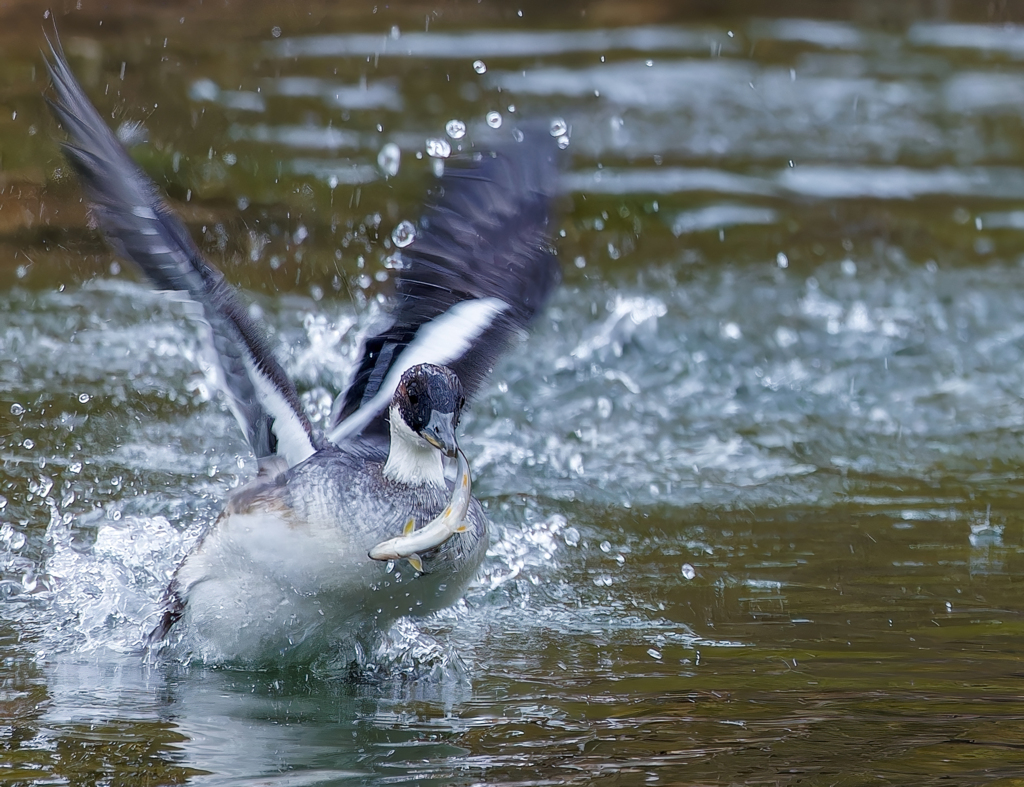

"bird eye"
[408,393,419,405]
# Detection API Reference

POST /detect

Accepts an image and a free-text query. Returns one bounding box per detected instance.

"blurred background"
[5,0,1024,784]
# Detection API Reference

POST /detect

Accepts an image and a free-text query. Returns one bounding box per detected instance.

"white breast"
[381,404,447,487]
[163,449,487,664]
[172,507,380,662]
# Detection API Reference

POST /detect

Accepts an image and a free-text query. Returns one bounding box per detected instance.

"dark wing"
[328,137,561,444]
[45,36,316,468]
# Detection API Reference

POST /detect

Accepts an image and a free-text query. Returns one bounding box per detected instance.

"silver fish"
[368,448,472,572]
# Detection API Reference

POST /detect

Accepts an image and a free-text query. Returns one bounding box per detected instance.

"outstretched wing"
[45,37,316,468]
[328,137,562,444]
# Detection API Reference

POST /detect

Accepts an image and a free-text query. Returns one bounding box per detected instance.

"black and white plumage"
[45,37,561,663]
[150,364,484,662]
[328,133,560,443]
[45,41,316,470]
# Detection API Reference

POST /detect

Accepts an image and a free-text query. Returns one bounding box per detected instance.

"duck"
[44,38,561,663]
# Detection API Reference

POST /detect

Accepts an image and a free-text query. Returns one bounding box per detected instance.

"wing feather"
[46,36,315,467]
[328,137,561,443]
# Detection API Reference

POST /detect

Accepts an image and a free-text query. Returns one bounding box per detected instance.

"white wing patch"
[328,297,507,445]
[189,299,314,469]
[244,356,316,468]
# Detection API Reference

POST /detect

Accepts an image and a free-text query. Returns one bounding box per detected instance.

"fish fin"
[407,554,423,572]
[402,517,416,536]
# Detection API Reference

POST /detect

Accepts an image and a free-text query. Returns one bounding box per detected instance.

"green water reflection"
[6,0,1024,784]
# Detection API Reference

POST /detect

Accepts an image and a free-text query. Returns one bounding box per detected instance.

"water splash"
[43,513,196,655]
[569,294,667,362]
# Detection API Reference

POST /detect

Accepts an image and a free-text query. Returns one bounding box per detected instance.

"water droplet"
[69,462,82,474]
[557,135,570,150]
[377,142,401,177]
[383,254,406,271]
[78,393,91,403]
[473,60,487,74]
[10,403,24,416]
[22,439,34,450]
[486,111,502,128]
[30,476,53,498]
[271,26,282,38]
[327,175,339,189]
[776,252,789,269]
[445,119,466,139]
[681,563,696,580]
[563,526,580,547]
[426,138,451,158]
[600,540,611,553]
[392,220,417,248]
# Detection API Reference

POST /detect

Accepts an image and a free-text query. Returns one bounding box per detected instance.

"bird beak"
[421,410,458,457]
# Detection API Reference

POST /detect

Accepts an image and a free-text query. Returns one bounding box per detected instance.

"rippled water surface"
[6,1,1024,784]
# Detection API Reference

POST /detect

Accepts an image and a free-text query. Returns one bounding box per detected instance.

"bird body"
[44,34,561,664]
[168,446,486,663]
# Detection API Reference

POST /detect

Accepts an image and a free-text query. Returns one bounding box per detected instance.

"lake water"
[4,1,1024,783]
